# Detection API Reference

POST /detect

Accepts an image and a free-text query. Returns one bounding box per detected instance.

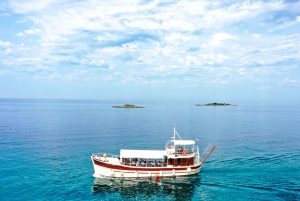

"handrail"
[92,153,119,158]
[165,140,174,149]
[196,146,200,164]
[167,150,194,156]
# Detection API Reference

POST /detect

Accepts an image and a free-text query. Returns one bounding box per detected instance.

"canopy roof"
[120,149,166,159]
[172,140,195,145]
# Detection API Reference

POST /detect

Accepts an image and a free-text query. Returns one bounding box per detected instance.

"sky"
[0,0,300,102]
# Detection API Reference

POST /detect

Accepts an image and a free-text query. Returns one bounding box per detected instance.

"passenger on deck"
[177,146,183,153]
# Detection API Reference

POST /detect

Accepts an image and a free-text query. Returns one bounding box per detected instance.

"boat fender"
[183,150,187,155]
[160,170,163,177]
[110,169,114,176]
[121,172,124,177]
[135,171,138,178]
[172,169,175,176]
[148,171,151,176]
[187,167,191,172]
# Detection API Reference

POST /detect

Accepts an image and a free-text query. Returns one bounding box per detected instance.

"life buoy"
[183,150,187,155]
[187,167,191,172]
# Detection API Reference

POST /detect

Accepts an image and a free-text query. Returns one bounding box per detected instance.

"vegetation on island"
[195,103,236,106]
[112,104,145,108]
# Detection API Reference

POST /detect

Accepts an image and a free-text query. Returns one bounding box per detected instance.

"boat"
[91,126,216,179]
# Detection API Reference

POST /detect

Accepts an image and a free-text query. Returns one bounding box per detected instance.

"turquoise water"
[0,99,299,200]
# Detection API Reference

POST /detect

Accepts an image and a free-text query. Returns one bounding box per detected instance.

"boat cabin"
[118,127,199,168]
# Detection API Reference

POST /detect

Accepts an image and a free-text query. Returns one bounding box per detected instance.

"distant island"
[196,103,236,106]
[112,104,145,108]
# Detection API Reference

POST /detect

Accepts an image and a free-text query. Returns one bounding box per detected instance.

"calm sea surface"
[0,99,299,201]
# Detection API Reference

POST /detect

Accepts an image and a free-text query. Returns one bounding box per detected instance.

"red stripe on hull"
[93,158,201,171]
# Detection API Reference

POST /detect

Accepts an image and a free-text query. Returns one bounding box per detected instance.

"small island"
[196,103,236,106]
[112,104,145,108]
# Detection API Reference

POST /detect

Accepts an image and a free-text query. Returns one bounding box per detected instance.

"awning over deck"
[172,140,195,145]
[120,149,167,159]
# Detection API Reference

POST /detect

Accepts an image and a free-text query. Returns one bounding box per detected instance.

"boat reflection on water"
[91,175,201,200]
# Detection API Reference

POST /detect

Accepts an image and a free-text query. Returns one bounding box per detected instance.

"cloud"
[280,78,300,87]
[251,33,260,39]
[259,85,273,90]
[0,0,299,88]
[16,28,42,36]
[212,33,237,44]
[202,33,237,47]
[80,58,115,69]
[9,0,64,13]
[268,15,300,32]
[202,53,229,65]
[164,33,189,44]
[0,40,12,46]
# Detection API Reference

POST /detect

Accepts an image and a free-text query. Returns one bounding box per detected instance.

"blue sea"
[0,99,299,201]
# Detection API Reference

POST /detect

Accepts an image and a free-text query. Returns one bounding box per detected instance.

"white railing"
[166,149,195,156]
[195,146,200,164]
[92,153,119,158]
[165,140,174,150]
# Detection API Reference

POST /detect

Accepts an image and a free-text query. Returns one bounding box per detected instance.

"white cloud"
[202,33,237,47]
[80,58,115,69]
[16,32,24,36]
[237,68,246,75]
[215,54,228,64]
[17,28,42,36]
[251,33,260,39]
[164,33,189,44]
[259,85,273,90]
[25,28,42,34]
[9,0,63,13]
[202,53,229,65]
[48,73,61,80]
[0,41,11,47]
[280,78,300,87]
[162,46,173,56]
[268,15,300,32]
[213,33,236,43]
[0,0,299,88]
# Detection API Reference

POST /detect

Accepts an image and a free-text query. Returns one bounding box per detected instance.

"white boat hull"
[92,156,201,179]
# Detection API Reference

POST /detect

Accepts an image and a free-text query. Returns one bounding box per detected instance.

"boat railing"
[92,153,120,158]
[166,149,195,156]
[121,160,167,167]
[165,140,173,150]
[194,146,200,165]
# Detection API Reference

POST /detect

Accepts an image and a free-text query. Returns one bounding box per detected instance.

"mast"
[173,120,176,141]
[173,124,176,141]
